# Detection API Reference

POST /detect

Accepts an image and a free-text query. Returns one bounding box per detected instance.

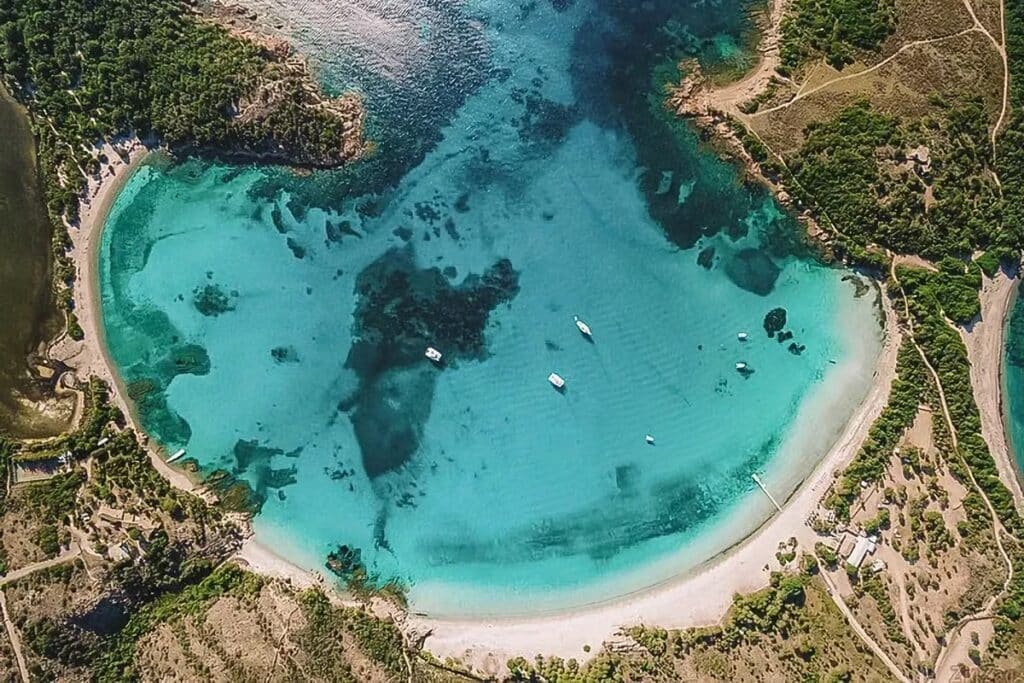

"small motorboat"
[548,372,566,390]
[737,332,748,342]
[425,347,443,363]
[166,448,186,463]
[735,362,747,371]
[574,315,592,338]
[645,434,656,445]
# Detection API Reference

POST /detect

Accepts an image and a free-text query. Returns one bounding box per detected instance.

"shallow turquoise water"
[99,0,881,615]
[1004,284,1024,471]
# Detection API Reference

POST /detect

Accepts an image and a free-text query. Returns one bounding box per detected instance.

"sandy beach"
[407,295,902,674]
[54,144,910,672]
[49,140,206,497]
[234,536,325,591]
[962,270,1024,511]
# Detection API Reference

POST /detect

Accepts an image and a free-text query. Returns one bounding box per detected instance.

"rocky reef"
[341,247,520,479]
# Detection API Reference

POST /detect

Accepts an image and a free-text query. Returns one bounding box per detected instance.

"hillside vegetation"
[0,0,365,336]
[780,0,897,70]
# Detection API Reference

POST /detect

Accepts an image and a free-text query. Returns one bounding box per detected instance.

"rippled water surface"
[1003,285,1024,474]
[100,0,882,614]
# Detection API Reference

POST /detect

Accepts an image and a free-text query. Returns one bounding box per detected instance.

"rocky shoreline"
[667,59,836,261]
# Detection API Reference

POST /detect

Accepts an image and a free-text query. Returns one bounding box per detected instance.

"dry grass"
[132,580,408,683]
[0,489,59,571]
[134,585,301,682]
[749,29,1002,152]
[739,0,1005,162]
[4,560,97,681]
[5,560,96,626]
[884,0,974,43]
[968,0,1006,42]
[820,402,1010,677]
[754,89,867,154]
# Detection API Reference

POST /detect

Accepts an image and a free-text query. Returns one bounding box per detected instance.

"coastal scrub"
[0,0,366,337]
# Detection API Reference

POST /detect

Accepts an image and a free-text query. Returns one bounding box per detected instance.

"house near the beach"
[846,534,878,570]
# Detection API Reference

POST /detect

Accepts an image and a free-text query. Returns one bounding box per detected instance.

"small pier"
[752,473,783,512]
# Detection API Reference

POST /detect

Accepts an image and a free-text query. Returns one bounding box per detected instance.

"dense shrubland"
[784,98,1009,267]
[780,0,897,70]
[0,0,362,336]
[998,0,1024,249]
[897,266,1022,536]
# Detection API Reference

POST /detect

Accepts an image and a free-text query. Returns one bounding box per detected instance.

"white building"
[846,534,878,570]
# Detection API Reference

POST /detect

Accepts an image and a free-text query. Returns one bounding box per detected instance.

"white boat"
[645,434,655,445]
[548,372,566,389]
[735,362,748,371]
[425,347,443,363]
[737,332,748,341]
[166,448,186,463]
[574,316,592,337]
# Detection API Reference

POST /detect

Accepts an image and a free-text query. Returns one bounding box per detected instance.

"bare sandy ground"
[407,297,902,674]
[961,271,1024,512]
[234,537,325,591]
[709,0,789,114]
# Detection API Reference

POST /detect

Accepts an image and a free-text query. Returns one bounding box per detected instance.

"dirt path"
[0,589,29,683]
[0,546,81,587]
[890,262,1015,679]
[994,0,1010,143]
[958,0,1010,147]
[748,26,981,118]
[816,564,911,682]
[264,604,301,683]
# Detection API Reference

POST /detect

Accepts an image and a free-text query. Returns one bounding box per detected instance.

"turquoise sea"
[1004,285,1024,472]
[98,0,882,615]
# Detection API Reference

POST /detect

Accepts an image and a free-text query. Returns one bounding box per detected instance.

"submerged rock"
[286,237,306,259]
[325,220,361,242]
[724,248,781,296]
[763,307,787,338]
[270,345,299,363]
[342,247,521,479]
[193,284,234,317]
[326,544,365,581]
[230,439,298,509]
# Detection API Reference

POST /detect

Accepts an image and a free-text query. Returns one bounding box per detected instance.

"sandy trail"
[0,590,28,683]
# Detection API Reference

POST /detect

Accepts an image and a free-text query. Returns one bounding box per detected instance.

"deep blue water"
[98,0,882,615]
